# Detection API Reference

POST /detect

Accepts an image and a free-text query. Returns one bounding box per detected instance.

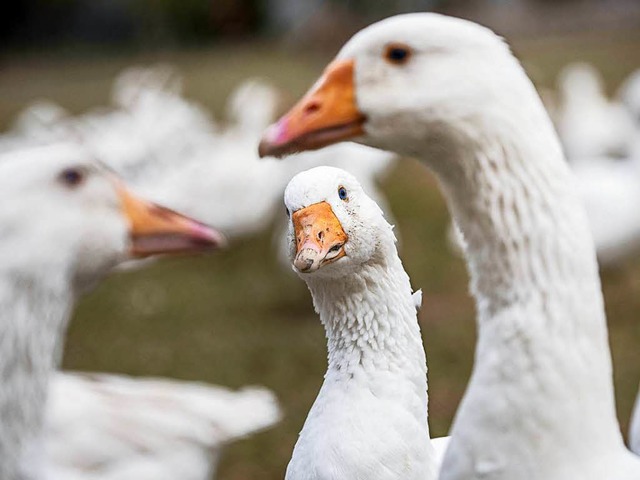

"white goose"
[0,67,397,244]
[632,388,640,455]
[556,62,635,162]
[260,12,640,480]
[0,143,278,480]
[282,165,449,480]
[617,69,640,127]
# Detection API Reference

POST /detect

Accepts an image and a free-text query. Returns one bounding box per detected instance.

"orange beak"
[117,184,226,258]
[292,202,347,273]
[258,59,365,158]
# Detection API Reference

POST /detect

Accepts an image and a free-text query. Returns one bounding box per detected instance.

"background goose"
[0,143,277,480]
[283,165,448,480]
[260,12,640,479]
[0,66,397,246]
[632,388,640,455]
[556,62,636,162]
[617,69,640,127]
[43,373,279,480]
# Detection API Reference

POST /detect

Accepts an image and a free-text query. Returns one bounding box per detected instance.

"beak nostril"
[304,101,321,116]
[317,230,324,242]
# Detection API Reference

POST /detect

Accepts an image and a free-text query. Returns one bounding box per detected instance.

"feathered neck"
[426,68,629,474]
[295,237,437,479]
[0,266,75,480]
[304,239,427,384]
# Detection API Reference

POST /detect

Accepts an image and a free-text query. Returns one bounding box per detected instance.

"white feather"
[43,373,280,480]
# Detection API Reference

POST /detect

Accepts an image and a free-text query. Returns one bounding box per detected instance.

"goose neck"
[430,92,625,460]
[0,270,74,480]
[304,248,427,384]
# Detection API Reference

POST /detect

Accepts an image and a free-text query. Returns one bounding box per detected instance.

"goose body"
[556,62,635,161]
[261,12,640,479]
[283,166,446,480]
[0,143,276,480]
[632,388,640,455]
[572,155,640,266]
[551,64,640,266]
[617,69,640,126]
[43,373,279,480]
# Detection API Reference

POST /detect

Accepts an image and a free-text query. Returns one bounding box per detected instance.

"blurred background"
[2,0,640,478]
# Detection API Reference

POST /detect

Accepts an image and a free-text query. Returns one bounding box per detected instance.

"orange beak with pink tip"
[116,184,226,258]
[259,59,365,158]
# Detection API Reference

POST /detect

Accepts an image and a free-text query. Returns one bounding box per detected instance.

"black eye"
[58,167,86,188]
[338,186,348,201]
[384,43,412,65]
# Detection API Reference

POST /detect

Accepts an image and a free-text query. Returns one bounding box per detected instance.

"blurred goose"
[261,12,640,480]
[556,62,635,161]
[617,69,640,126]
[43,373,279,480]
[632,389,640,455]
[283,166,449,480]
[571,155,640,266]
[0,143,278,480]
[1,67,396,246]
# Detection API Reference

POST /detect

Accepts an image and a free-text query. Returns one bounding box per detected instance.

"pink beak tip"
[192,221,228,249]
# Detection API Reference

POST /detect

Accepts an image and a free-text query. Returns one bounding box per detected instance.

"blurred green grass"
[1,30,640,480]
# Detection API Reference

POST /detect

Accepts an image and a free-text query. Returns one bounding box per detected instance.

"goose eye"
[384,43,412,65]
[338,186,348,201]
[58,167,86,188]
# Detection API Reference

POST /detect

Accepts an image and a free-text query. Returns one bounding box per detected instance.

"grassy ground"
[1,30,640,479]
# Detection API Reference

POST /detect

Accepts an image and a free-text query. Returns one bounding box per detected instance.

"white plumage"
[631,388,640,455]
[0,66,396,244]
[43,373,279,480]
[572,156,640,266]
[448,62,640,267]
[556,62,636,162]
[261,12,640,479]
[0,144,278,480]
[283,166,448,480]
[617,69,640,126]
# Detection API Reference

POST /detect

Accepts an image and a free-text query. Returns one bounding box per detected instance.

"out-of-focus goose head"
[0,143,225,290]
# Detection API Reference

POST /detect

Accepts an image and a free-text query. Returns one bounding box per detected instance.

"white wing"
[42,372,280,480]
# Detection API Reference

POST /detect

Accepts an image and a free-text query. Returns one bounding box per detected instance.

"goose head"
[284,166,392,278]
[0,143,225,289]
[259,13,521,161]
